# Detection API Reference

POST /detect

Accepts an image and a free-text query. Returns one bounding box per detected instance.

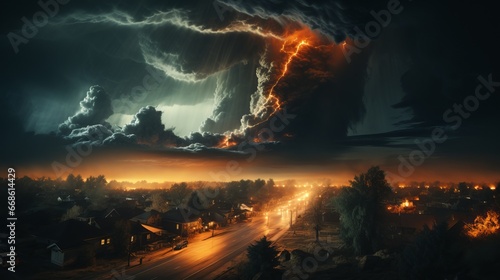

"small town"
[1,168,499,279]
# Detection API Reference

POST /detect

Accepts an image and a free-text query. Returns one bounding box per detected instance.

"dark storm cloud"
[49,4,269,82]
[58,86,113,135]
[391,0,500,129]
[64,124,113,144]
[178,143,211,152]
[218,0,388,43]
[102,132,137,146]
[237,36,371,146]
[122,105,185,146]
[186,132,226,148]
[200,62,256,133]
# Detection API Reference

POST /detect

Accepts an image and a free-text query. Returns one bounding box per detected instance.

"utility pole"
[127,235,132,267]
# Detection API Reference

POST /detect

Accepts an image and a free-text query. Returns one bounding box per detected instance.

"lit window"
[147,234,151,240]
[130,236,134,242]
[106,238,111,244]
[176,224,179,230]
[101,239,105,245]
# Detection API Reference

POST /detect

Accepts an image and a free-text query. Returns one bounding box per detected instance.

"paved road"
[96,194,308,280]
[121,212,287,280]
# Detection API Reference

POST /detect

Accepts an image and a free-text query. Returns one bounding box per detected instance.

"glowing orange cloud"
[243,33,312,131]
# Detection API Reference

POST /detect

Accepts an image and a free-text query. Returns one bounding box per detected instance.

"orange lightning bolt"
[246,38,310,129]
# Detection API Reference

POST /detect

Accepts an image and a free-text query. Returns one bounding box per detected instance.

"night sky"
[1,0,499,183]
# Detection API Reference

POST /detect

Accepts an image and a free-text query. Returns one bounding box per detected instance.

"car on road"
[173,240,188,250]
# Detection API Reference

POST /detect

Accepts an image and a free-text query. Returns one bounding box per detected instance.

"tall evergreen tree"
[246,236,280,279]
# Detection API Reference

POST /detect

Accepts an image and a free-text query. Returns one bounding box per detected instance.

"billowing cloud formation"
[65,124,113,144]
[218,0,387,43]
[186,132,227,147]
[51,0,377,150]
[102,132,137,146]
[234,29,369,146]
[58,86,113,135]
[54,90,234,150]
[122,105,184,146]
[200,62,256,133]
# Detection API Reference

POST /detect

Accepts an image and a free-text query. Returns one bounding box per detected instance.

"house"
[199,210,227,230]
[162,208,202,237]
[128,221,169,251]
[34,219,112,267]
[233,208,251,221]
[210,202,234,225]
[130,210,162,227]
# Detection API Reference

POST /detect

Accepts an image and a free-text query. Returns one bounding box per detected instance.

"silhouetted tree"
[148,192,169,213]
[169,182,192,207]
[188,190,211,211]
[249,179,265,200]
[65,174,84,190]
[84,175,108,210]
[334,166,392,254]
[246,236,279,279]
[85,175,107,189]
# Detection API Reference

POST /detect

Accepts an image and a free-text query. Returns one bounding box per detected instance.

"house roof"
[162,208,200,223]
[200,211,226,224]
[140,223,164,234]
[114,207,145,219]
[94,217,121,234]
[129,220,166,235]
[130,210,160,222]
[36,219,108,250]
